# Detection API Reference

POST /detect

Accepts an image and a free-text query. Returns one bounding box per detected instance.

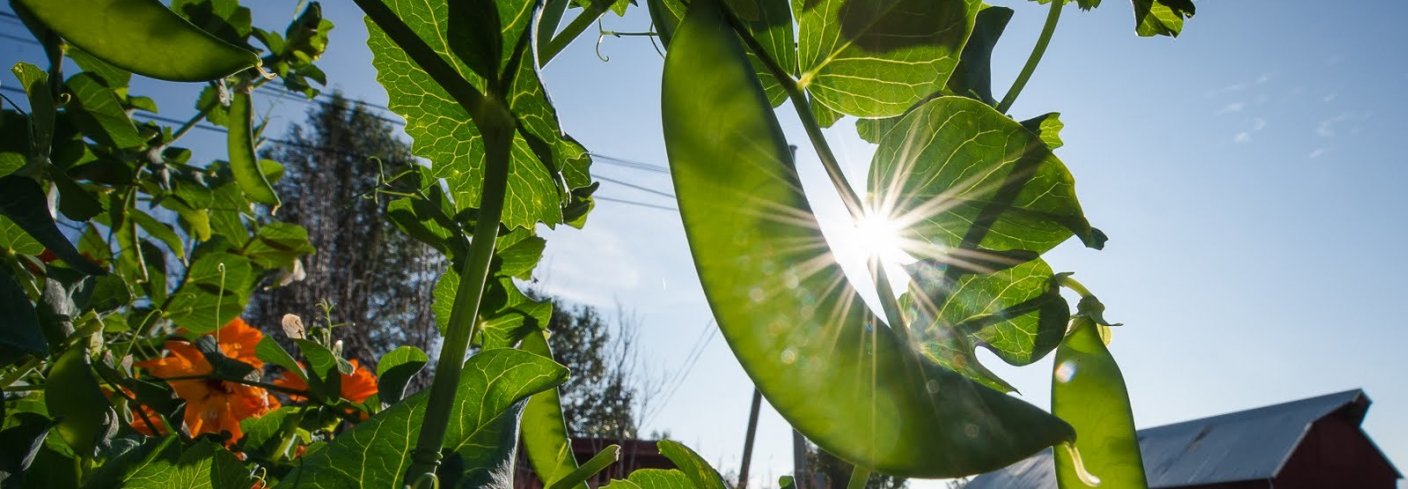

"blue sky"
[4,1,1406,486]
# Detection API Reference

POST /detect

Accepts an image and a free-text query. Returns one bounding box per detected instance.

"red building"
[514,438,677,489]
[967,389,1401,488]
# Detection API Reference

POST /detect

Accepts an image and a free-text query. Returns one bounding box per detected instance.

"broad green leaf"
[520,331,583,489]
[276,349,567,488]
[497,231,547,279]
[164,252,251,333]
[171,0,255,47]
[13,62,53,162]
[53,174,103,221]
[238,406,301,459]
[437,404,525,488]
[68,46,132,89]
[0,110,29,176]
[14,0,260,81]
[661,0,1072,476]
[867,97,1105,254]
[118,438,253,489]
[0,175,106,275]
[794,0,980,118]
[1021,112,1064,150]
[131,209,187,261]
[0,215,44,255]
[903,257,1068,392]
[242,222,314,269]
[0,271,46,366]
[1052,298,1145,488]
[66,72,146,149]
[1133,0,1194,37]
[364,0,591,230]
[46,348,118,457]
[256,336,304,380]
[375,345,429,406]
[657,441,727,489]
[946,4,1013,105]
[0,412,53,478]
[603,469,694,489]
[296,339,347,401]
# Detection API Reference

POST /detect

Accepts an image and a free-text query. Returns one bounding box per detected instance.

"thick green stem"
[871,257,909,340]
[405,102,514,484]
[845,466,872,489]
[996,0,1063,113]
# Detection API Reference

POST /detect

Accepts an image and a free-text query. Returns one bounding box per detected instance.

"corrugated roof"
[966,389,1383,489]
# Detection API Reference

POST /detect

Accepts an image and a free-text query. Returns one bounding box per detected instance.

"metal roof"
[966,389,1392,488]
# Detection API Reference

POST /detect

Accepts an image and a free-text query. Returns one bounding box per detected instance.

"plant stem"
[996,0,1064,113]
[846,466,872,489]
[871,257,909,340]
[1056,274,1093,298]
[404,101,514,485]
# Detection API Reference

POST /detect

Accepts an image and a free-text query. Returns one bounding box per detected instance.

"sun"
[852,211,908,266]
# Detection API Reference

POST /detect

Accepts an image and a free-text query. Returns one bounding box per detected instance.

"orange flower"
[274,358,379,404]
[135,318,278,444]
[101,387,169,436]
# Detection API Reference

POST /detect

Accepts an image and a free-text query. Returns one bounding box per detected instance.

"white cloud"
[1308,148,1328,159]
[1234,132,1253,143]
[1217,102,1246,115]
[1252,118,1267,131]
[1317,113,1354,137]
[1322,92,1338,103]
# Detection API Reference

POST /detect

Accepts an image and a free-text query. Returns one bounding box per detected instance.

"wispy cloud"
[1217,102,1246,115]
[1234,132,1253,143]
[1308,148,1328,159]
[1322,92,1338,103]
[1252,118,1267,131]
[1207,73,1272,97]
[1317,112,1355,137]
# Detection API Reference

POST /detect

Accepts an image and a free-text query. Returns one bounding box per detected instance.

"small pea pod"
[520,331,588,489]
[13,0,259,82]
[661,0,1072,477]
[1052,296,1146,488]
[228,87,281,211]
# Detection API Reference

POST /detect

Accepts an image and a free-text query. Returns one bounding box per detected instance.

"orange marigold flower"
[274,359,379,404]
[135,317,278,444]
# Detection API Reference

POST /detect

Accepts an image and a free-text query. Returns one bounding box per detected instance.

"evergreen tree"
[542,297,643,440]
[248,93,442,366]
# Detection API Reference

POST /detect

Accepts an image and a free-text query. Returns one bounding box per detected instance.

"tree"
[541,296,648,440]
[247,93,443,366]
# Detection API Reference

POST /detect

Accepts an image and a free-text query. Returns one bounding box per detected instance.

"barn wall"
[1272,416,1399,489]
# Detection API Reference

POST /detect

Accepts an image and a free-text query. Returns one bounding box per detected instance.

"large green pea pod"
[228,87,281,210]
[13,0,259,82]
[661,0,1074,477]
[1053,297,1146,488]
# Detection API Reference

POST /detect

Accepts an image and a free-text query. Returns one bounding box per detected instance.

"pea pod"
[13,0,259,82]
[521,330,588,489]
[661,0,1073,477]
[228,88,281,210]
[1052,297,1146,488]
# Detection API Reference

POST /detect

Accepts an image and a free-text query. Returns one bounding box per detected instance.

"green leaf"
[46,348,118,457]
[256,336,304,380]
[1133,0,1194,37]
[53,174,103,221]
[548,445,619,489]
[131,209,187,261]
[365,1,592,229]
[867,97,1105,254]
[436,403,525,488]
[1052,298,1146,488]
[603,469,694,489]
[295,339,346,401]
[496,232,546,279]
[375,345,429,406]
[276,349,568,488]
[14,0,260,81]
[520,331,583,489]
[238,406,301,459]
[88,273,134,312]
[657,441,727,489]
[0,110,30,177]
[903,257,1068,392]
[171,0,255,47]
[164,252,251,333]
[0,175,105,275]
[945,4,1014,105]
[68,46,132,89]
[0,272,46,366]
[1021,112,1065,150]
[661,0,1071,476]
[118,438,253,489]
[0,215,44,256]
[242,222,314,269]
[794,0,981,118]
[0,412,54,478]
[13,62,54,162]
[650,0,796,107]
[66,72,147,149]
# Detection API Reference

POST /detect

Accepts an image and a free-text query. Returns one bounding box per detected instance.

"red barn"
[967,389,1400,488]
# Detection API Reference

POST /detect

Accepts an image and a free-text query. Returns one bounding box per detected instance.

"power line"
[596,175,674,200]
[590,153,670,174]
[595,196,676,212]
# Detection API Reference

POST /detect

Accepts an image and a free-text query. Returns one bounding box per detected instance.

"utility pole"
[738,389,763,489]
